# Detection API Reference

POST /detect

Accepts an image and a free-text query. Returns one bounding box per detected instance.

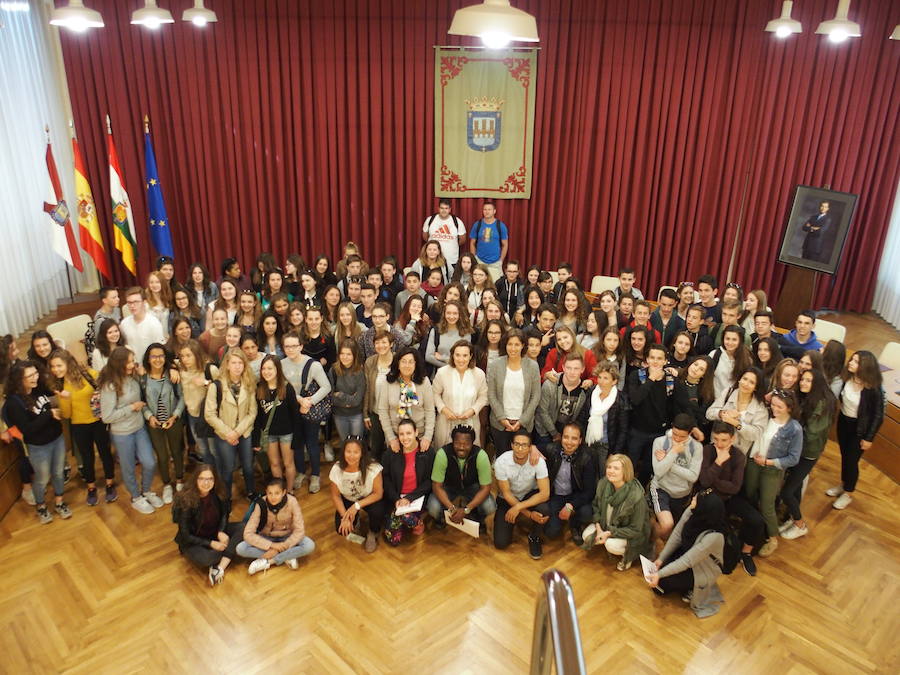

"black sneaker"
[571,527,584,546]
[528,536,543,560]
[741,552,757,577]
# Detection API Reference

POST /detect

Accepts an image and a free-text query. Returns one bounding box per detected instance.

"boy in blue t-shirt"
[469,200,508,282]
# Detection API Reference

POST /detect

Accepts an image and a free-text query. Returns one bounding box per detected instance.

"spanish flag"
[72,134,110,279]
[106,115,137,276]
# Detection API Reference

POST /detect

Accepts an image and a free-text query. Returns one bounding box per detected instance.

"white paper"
[581,523,597,545]
[640,555,657,582]
[395,495,425,515]
[443,510,481,538]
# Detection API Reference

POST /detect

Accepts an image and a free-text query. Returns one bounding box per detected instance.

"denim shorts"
[267,434,293,445]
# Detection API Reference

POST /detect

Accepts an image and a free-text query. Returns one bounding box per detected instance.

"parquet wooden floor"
[2,311,898,674]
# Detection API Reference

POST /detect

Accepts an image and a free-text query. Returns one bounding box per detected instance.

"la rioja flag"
[43,131,83,272]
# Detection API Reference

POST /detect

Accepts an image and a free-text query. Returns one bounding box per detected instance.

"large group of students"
[0,199,887,618]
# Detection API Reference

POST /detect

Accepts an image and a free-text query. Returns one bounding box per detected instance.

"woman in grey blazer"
[487,329,541,456]
[377,347,436,452]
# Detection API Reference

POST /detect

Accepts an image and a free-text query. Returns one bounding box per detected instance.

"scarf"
[585,386,617,445]
[267,493,288,516]
[397,381,419,419]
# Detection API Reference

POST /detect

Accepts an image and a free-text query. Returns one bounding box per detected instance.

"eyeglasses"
[511,441,531,449]
[679,281,694,287]
[197,476,214,482]
[284,344,301,350]
[148,354,166,360]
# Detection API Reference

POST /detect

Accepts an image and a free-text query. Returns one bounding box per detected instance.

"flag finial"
[105,114,112,134]
[44,125,50,142]
[69,119,76,139]
[143,114,149,133]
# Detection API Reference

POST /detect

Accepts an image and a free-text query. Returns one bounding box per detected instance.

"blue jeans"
[544,495,593,539]
[293,418,321,477]
[212,435,255,496]
[28,435,66,505]
[112,427,157,499]
[334,413,365,446]
[187,414,212,464]
[236,536,316,564]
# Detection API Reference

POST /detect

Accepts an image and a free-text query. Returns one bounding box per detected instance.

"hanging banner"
[435,47,537,199]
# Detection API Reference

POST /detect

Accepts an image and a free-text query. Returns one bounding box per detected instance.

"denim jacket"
[764,418,802,470]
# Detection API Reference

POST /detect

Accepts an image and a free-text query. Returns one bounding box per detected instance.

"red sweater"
[540,348,598,384]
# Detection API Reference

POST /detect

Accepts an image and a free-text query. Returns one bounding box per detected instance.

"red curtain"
[59,0,900,311]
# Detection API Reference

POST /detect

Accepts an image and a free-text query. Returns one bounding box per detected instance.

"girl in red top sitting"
[540,325,597,388]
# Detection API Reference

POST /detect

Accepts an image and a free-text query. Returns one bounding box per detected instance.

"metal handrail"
[529,569,587,675]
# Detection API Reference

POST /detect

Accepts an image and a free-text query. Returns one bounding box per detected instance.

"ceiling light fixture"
[890,25,900,40]
[448,0,539,50]
[1,1,30,11]
[131,0,174,30]
[49,0,104,32]
[765,1,802,39]
[182,0,216,27]
[815,0,861,44]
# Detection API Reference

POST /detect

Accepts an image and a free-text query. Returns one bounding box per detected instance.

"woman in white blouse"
[432,341,488,448]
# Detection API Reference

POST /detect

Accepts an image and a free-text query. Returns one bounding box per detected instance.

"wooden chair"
[589,275,618,294]
[815,318,847,345]
[46,314,92,364]
[879,341,900,369]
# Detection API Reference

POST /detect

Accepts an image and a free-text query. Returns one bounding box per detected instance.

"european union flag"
[143,118,175,258]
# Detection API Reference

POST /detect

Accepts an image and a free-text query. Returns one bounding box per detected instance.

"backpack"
[714,524,742,575]
[84,320,97,367]
[418,325,442,378]
[82,370,102,419]
[240,496,269,533]
[195,380,222,439]
[472,218,500,246]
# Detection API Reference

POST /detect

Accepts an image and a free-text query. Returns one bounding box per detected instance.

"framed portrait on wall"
[777,185,858,275]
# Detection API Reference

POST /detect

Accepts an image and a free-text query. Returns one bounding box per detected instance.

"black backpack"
[240,496,269,533]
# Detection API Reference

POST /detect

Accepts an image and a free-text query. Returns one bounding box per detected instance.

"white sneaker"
[782,524,808,540]
[145,492,164,508]
[825,485,844,497]
[309,476,321,494]
[778,519,795,534]
[284,558,299,570]
[162,485,174,504]
[248,558,271,575]
[175,482,184,492]
[833,492,853,510]
[131,496,155,514]
[21,485,36,506]
[293,475,307,491]
[324,447,335,462]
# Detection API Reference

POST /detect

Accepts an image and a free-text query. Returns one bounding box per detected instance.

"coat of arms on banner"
[467,98,503,152]
[435,48,537,199]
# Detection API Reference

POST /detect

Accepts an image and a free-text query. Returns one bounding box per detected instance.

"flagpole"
[46,123,76,302]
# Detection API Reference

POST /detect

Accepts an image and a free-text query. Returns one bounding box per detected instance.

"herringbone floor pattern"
[1,439,897,675]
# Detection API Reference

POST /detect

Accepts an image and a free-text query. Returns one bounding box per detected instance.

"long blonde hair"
[217,348,255,391]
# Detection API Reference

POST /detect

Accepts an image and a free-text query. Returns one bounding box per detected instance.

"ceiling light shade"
[890,25,900,40]
[765,1,802,38]
[182,0,216,26]
[815,0,861,43]
[448,0,539,48]
[131,0,174,29]
[49,0,104,31]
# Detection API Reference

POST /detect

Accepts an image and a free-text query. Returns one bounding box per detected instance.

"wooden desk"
[868,365,900,483]
[0,439,21,519]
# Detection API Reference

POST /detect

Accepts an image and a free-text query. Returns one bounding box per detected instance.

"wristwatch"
[464,507,471,515]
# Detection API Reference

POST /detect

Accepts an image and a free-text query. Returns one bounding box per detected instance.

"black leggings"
[70,421,115,484]
[658,568,694,594]
[181,522,244,568]
[780,456,817,521]
[837,413,864,492]
[334,496,385,534]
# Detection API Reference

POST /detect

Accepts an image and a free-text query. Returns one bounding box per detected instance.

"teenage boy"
[617,293,635,328]
[469,200,508,282]
[650,288,685,347]
[537,271,555,299]
[422,199,466,272]
[379,258,404,304]
[649,413,703,541]
[781,310,823,357]
[696,274,721,326]
[366,269,392,306]
[549,263,572,305]
[394,270,434,316]
[337,255,364,297]
[614,267,644,301]
[95,286,122,324]
[356,283,378,328]
[709,301,752,347]
[619,300,661,343]
[626,344,673,484]
[534,356,591,452]
[345,276,364,309]
[119,286,164,363]
[493,430,550,560]
[497,259,525,317]
[750,311,790,351]
[684,305,713,355]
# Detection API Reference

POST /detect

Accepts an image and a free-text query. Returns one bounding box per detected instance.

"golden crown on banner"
[465,97,504,112]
